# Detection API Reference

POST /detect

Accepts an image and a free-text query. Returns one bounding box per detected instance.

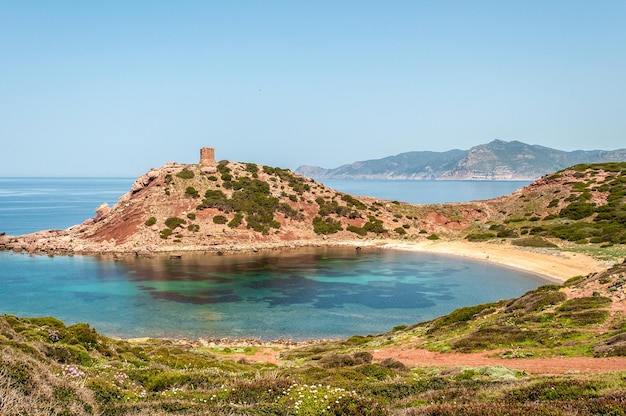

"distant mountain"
[296,140,626,180]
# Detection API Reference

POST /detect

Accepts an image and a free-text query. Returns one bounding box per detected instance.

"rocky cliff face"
[298,140,626,180]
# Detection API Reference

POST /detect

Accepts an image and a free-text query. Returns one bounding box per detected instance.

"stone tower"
[200,147,216,166]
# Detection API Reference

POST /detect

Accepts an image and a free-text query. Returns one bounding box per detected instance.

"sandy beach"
[373,239,608,282]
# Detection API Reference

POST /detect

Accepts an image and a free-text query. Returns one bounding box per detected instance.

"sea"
[0,177,542,340]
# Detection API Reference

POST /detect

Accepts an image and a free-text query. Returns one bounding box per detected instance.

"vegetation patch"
[164,217,186,230]
[175,168,195,179]
[511,236,558,248]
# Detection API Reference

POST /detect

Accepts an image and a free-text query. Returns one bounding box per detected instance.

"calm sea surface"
[0,177,541,340]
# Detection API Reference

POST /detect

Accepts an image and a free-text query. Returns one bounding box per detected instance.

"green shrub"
[199,189,228,209]
[186,212,196,220]
[430,303,497,331]
[505,379,599,402]
[547,199,560,208]
[363,216,386,234]
[184,186,199,198]
[187,224,200,232]
[427,233,440,240]
[341,193,367,209]
[559,309,610,326]
[452,326,537,352]
[394,227,407,235]
[144,216,157,226]
[511,236,558,248]
[465,232,495,242]
[558,296,612,312]
[347,225,367,236]
[164,217,186,229]
[160,229,173,239]
[313,216,343,234]
[213,215,228,224]
[277,202,304,220]
[505,289,566,313]
[65,323,99,351]
[46,344,93,366]
[559,201,596,220]
[175,168,195,179]
[228,213,243,228]
[245,163,259,175]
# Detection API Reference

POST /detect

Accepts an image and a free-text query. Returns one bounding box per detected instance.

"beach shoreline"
[372,239,607,282]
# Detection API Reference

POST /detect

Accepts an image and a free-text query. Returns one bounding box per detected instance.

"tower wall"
[200,147,216,166]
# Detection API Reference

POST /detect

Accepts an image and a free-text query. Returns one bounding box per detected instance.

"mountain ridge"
[296,139,626,180]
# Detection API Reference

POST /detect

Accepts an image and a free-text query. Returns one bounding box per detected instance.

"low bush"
[505,289,567,314]
[429,303,497,332]
[184,186,199,198]
[347,225,368,236]
[228,213,243,228]
[213,215,228,224]
[452,326,538,352]
[511,236,558,248]
[558,296,612,312]
[144,216,157,226]
[175,168,195,179]
[164,217,186,229]
[313,216,343,234]
[466,232,495,242]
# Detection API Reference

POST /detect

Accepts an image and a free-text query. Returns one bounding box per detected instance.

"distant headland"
[296,139,626,180]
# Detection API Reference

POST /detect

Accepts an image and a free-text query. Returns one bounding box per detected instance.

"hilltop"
[296,139,626,180]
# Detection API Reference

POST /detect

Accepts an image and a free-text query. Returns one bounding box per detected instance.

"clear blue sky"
[1,1,624,176]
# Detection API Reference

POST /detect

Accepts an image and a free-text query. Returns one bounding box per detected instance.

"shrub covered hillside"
[464,162,626,246]
[3,161,626,256]
[2,263,626,415]
[4,160,470,254]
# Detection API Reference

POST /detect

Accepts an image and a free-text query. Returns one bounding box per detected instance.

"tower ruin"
[200,147,216,166]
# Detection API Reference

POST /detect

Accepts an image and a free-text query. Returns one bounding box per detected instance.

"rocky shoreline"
[0,229,374,257]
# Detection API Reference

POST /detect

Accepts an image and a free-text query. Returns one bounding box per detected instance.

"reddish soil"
[225,347,626,375]
[370,347,626,375]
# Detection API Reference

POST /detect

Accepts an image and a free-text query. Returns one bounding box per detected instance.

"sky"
[1,1,625,177]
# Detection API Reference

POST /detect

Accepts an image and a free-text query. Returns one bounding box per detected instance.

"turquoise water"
[0,177,543,340]
[0,247,547,340]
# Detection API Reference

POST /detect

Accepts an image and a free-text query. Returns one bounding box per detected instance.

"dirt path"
[370,346,626,375]
[222,346,626,375]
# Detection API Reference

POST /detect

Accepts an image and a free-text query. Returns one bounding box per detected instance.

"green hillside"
[464,162,626,247]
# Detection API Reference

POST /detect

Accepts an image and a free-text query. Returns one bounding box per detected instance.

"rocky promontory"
[0,152,489,256]
[3,151,626,257]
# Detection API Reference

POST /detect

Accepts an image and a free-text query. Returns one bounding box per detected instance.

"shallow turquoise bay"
[0,247,547,340]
